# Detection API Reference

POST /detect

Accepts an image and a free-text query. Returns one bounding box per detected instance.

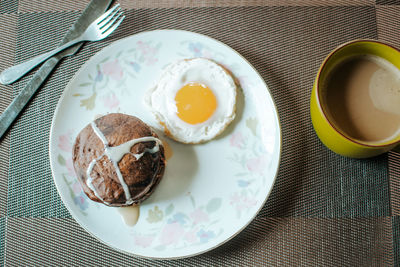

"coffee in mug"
[322,55,400,143]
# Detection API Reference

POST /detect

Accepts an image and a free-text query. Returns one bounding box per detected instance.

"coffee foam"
[368,55,400,116]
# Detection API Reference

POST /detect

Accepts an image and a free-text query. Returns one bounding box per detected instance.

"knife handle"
[0,57,59,139]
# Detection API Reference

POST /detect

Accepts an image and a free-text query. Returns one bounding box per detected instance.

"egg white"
[144,58,237,144]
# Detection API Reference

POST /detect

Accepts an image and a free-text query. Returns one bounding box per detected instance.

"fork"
[0,4,125,85]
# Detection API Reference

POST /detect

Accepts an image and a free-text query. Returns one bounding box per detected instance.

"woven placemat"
[0,1,399,266]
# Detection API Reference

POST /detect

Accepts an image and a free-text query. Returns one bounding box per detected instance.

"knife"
[0,0,113,140]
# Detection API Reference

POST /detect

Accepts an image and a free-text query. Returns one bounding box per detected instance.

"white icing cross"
[86,121,161,205]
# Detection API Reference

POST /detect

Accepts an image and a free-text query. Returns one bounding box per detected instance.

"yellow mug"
[310,40,400,158]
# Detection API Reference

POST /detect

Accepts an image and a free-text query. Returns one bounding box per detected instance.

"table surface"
[1,0,400,266]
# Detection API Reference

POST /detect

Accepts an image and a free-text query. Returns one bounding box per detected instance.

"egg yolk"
[175,82,217,124]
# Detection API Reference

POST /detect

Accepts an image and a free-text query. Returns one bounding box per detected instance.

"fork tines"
[96,4,124,33]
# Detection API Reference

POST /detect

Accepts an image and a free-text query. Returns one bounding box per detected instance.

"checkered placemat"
[1,0,400,265]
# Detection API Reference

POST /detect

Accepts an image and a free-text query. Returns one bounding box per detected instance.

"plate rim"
[49,29,282,259]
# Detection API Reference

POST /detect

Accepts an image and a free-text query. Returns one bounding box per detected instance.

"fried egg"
[145,58,237,144]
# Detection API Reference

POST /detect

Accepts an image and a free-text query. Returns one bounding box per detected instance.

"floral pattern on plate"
[73,40,162,111]
[132,196,223,250]
[56,130,89,215]
[228,117,271,218]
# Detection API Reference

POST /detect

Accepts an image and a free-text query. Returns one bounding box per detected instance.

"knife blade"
[0,0,113,140]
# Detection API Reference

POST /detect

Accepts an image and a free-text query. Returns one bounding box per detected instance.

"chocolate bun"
[72,113,165,206]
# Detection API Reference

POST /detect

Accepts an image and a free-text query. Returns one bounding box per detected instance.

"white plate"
[49,30,281,259]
